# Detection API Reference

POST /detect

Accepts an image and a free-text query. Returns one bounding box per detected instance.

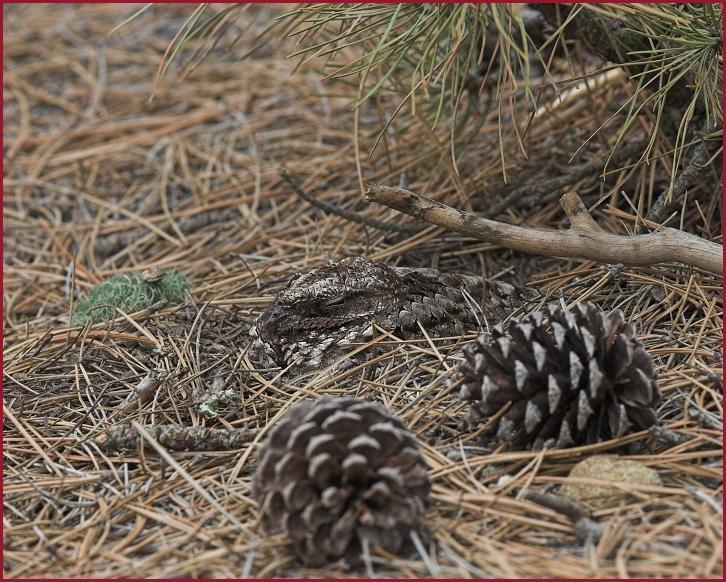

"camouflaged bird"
[250,257,536,372]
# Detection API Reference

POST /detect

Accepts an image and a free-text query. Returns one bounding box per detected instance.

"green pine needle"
[117,3,721,184]
[579,3,722,191]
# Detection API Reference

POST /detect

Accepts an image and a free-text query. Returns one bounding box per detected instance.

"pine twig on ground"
[95,423,259,452]
[641,122,722,230]
[523,490,604,545]
[280,168,423,235]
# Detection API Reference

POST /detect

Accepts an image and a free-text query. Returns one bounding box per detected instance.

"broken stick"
[95,423,259,452]
[365,186,722,275]
[524,490,604,545]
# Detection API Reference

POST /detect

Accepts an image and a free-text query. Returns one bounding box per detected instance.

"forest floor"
[3,4,722,578]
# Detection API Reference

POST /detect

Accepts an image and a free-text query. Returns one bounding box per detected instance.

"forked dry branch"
[366,186,723,275]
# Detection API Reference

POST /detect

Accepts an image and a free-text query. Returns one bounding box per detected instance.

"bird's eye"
[321,296,345,310]
[285,272,303,289]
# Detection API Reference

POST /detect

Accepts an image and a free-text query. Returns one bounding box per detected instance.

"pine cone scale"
[253,397,430,565]
[457,303,661,450]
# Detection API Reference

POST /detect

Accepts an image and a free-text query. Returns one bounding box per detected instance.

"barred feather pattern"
[250,257,533,371]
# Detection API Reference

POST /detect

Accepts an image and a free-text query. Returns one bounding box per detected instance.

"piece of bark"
[96,423,259,452]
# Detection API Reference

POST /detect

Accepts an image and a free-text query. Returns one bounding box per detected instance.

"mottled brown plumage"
[250,257,533,371]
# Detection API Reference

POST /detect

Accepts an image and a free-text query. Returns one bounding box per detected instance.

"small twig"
[641,121,721,231]
[524,490,604,545]
[281,168,423,235]
[365,186,722,274]
[95,423,259,452]
[524,490,589,522]
[560,192,604,232]
[687,406,721,430]
[648,425,692,447]
[483,138,647,218]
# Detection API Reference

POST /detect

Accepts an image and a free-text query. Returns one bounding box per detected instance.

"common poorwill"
[250,257,536,371]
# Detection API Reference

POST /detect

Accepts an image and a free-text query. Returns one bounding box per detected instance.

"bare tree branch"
[365,186,722,275]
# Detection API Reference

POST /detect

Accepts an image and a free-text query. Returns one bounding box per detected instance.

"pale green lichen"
[72,270,189,325]
[198,388,239,419]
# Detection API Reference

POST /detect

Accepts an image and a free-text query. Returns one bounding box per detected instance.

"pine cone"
[253,397,430,566]
[457,302,661,450]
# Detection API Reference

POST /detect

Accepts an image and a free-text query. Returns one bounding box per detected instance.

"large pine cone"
[458,302,661,450]
[252,397,430,566]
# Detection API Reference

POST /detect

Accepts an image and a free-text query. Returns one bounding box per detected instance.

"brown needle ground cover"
[3,4,722,578]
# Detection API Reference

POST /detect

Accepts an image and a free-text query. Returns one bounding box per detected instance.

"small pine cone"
[458,302,661,450]
[252,397,430,566]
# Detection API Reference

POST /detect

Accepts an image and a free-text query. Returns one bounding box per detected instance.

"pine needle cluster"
[118,2,722,216]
